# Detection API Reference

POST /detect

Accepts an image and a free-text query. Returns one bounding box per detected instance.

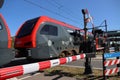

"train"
[0,15,105,67]
[14,16,94,60]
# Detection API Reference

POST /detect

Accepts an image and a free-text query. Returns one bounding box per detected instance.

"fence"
[0,53,85,80]
[103,52,120,80]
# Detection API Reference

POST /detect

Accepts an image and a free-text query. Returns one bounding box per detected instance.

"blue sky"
[0,0,120,36]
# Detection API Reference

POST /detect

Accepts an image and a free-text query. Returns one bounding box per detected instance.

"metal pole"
[105,20,107,32]
[102,54,107,80]
[117,57,120,76]
[104,20,109,53]
[82,9,92,74]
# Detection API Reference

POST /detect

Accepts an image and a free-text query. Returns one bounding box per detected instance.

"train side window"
[0,23,3,30]
[49,25,58,36]
[40,25,58,36]
[40,25,49,35]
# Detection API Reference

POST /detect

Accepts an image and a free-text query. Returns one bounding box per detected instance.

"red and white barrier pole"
[104,59,120,67]
[0,54,85,80]
[104,67,119,76]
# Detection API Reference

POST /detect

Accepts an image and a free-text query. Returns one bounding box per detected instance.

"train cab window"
[16,17,39,38]
[40,25,58,36]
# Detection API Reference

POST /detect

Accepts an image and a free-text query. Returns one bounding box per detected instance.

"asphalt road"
[65,58,103,69]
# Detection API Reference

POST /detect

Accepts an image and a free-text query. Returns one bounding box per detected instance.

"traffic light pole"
[82,9,92,74]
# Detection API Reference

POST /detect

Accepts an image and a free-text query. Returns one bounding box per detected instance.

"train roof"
[20,16,92,35]
[36,16,81,31]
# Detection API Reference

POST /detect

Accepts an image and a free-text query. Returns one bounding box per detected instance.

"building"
[107,30,120,51]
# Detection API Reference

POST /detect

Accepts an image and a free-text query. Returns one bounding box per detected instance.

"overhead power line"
[51,0,84,27]
[24,0,80,24]
[50,0,82,21]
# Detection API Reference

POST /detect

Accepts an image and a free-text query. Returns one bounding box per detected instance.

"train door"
[31,23,60,59]
[47,24,60,58]
[40,23,60,58]
[59,27,75,53]
[0,14,13,66]
[31,24,49,59]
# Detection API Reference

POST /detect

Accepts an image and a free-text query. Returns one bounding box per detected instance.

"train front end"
[14,17,40,57]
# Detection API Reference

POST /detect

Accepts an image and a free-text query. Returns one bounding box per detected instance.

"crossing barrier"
[103,52,120,80]
[0,53,85,80]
